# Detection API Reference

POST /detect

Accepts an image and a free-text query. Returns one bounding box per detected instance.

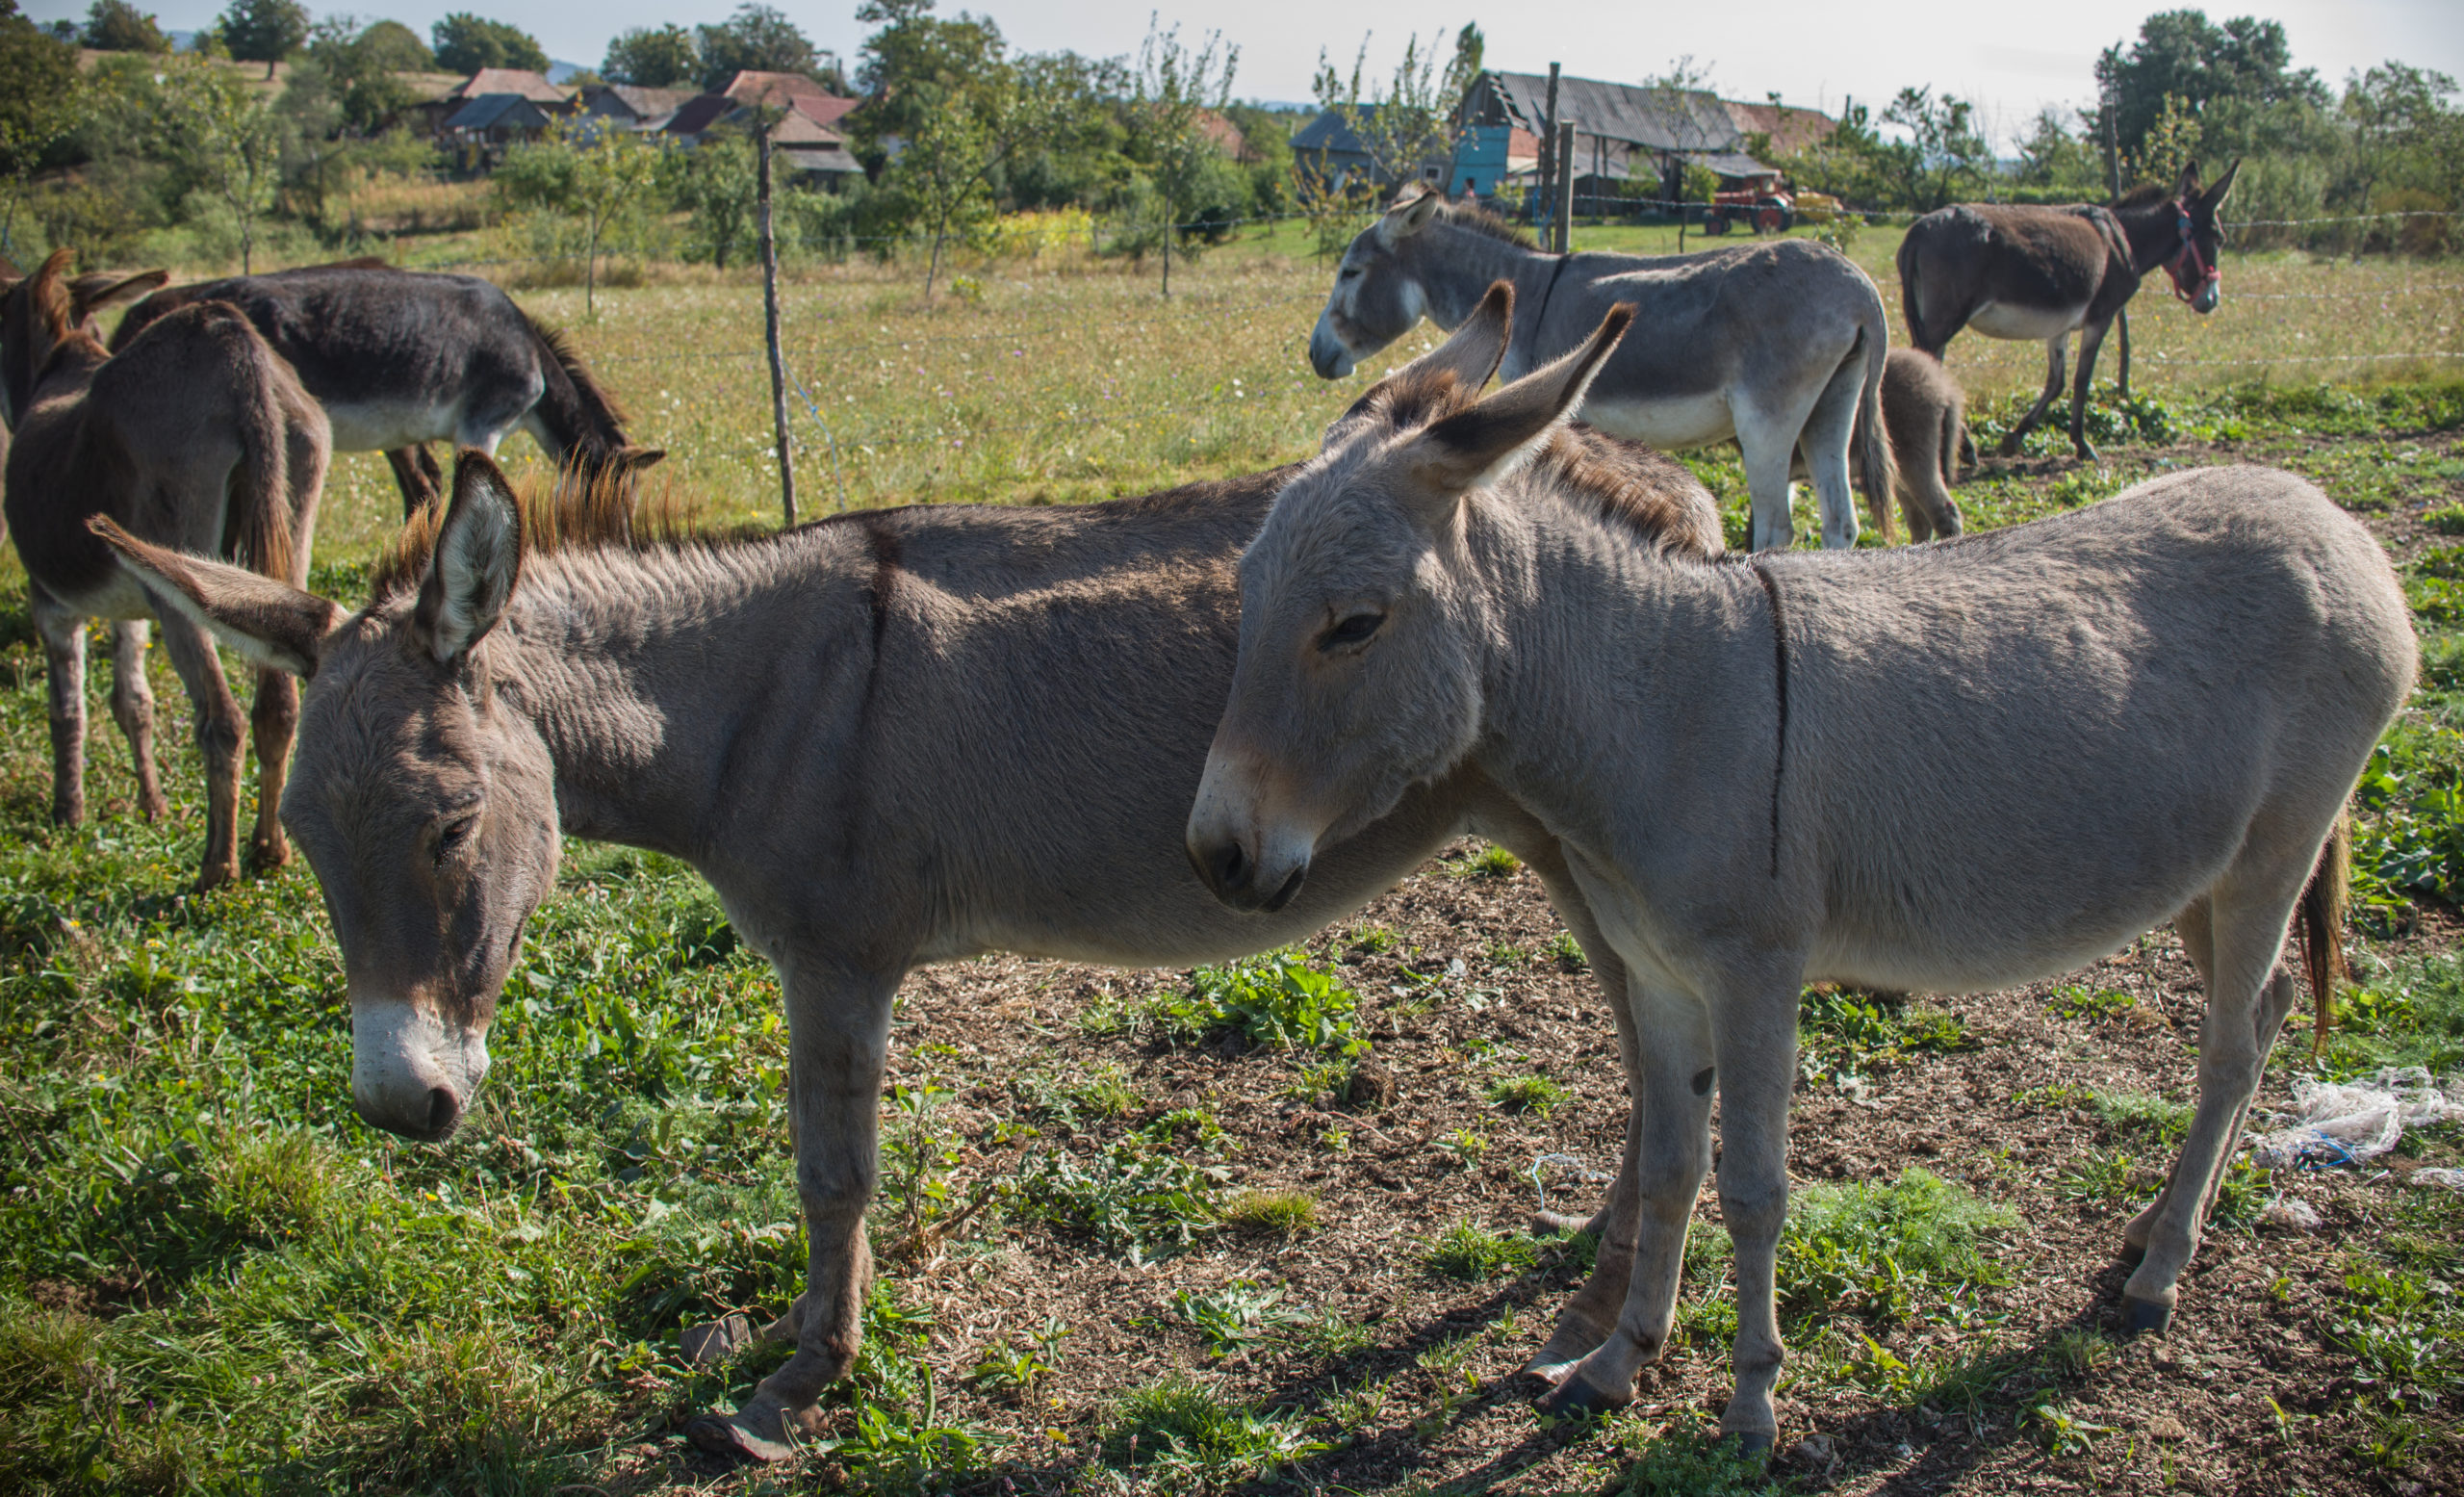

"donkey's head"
[2163,159,2239,314]
[93,453,560,1141]
[1190,286,1630,911]
[1309,190,1450,379]
[0,249,169,427]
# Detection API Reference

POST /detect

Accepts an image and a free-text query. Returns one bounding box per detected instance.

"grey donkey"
[90,421,1725,1461]
[1188,285,2412,1450]
[1308,188,1893,550]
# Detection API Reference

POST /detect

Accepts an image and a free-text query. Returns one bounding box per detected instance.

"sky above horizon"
[26,0,2463,149]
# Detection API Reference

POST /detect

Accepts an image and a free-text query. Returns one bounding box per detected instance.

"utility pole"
[757,112,796,528]
[1537,62,1560,228]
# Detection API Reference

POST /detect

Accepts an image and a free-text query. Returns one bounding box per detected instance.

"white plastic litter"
[2259,1197,2323,1231]
[2410,1167,2464,1191]
[2248,1068,2464,1170]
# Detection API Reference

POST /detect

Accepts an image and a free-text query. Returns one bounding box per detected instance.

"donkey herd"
[1,156,2418,1462]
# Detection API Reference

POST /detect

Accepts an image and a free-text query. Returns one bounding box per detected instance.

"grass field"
[1,237,2462,1495]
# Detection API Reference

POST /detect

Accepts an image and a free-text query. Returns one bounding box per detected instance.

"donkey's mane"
[2112,182,2175,209]
[1427,197,1540,250]
[524,311,631,434]
[367,464,767,602]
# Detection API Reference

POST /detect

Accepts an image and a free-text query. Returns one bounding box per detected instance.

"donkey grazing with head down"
[112,263,639,514]
[1310,189,1894,551]
[1,250,330,889]
[91,402,1726,1461]
[1187,290,2412,1450]
[1899,160,2239,462]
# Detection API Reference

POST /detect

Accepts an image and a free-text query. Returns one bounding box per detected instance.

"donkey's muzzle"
[357,1083,463,1141]
[1187,830,1309,913]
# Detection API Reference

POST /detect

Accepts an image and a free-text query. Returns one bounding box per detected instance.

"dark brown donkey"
[112,263,635,514]
[1898,160,2238,460]
[1,249,329,889]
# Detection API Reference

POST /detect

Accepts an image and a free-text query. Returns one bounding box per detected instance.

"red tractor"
[1702,187,1793,235]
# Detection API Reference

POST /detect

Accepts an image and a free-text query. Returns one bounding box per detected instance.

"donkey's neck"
[1406,223,1557,335]
[1462,490,1768,830]
[488,536,852,858]
[2110,198,2185,275]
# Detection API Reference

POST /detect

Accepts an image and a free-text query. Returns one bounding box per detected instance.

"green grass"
[1101,1373,1328,1482]
[1421,1219,1547,1280]
[1485,1071,1573,1116]
[1219,1187,1322,1240]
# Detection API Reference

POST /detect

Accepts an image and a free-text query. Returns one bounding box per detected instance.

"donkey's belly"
[323,400,469,452]
[1967,301,2089,342]
[1575,391,1734,451]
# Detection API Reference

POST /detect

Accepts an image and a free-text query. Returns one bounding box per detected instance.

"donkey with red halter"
[1898,160,2238,461]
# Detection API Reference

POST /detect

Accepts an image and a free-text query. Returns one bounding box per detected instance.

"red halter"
[2164,198,2219,303]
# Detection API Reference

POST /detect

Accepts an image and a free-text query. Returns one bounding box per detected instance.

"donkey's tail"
[1854,310,1896,540]
[2297,811,2351,1058]
[522,310,630,461]
[222,317,296,585]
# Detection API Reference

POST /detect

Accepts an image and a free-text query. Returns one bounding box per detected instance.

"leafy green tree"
[155,52,286,270]
[1879,86,1991,211]
[2092,11,2328,166]
[666,122,757,268]
[83,0,167,53]
[2336,63,2462,247]
[493,119,662,314]
[604,23,700,89]
[1309,30,1455,194]
[2013,107,2110,198]
[431,12,547,74]
[1130,18,1237,295]
[0,0,82,247]
[219,0,307,79]
[697,4,817,90]
[887,95,992,297]
[355,19,431,72]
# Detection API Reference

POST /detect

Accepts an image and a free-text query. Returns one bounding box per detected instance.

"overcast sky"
[27,0,2464,147]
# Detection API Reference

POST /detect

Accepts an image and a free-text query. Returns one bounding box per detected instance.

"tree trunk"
[1162,189,1172,297]
[584,219,599,318]
[758,122,795,528]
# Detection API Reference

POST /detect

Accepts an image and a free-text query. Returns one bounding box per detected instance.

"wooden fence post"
[757,115,796,528]
[1553,121,1576,255]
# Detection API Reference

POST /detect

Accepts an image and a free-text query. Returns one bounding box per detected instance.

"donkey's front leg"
[1709,986,1801,1451]
[108,621,168,822]
[689,956,900,1462]
[1537,981,1716,1411]
[2068,318,2112,462]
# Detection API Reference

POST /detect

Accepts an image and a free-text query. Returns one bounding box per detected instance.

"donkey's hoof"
[1531,1208,1591,1235]
[246,839,292,873]
[1535,1369,1630,1418]
[1725,1429,1776,1458]
[685,1400,822,1463]
[2120,1293,2173,1337]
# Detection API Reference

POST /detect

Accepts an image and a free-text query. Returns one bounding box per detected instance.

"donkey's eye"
[1320,612,1385,651]
[435,814,479,863]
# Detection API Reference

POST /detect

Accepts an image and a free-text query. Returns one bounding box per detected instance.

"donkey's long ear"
[2200,157,2241,211]
[1412,280,1514,396]
[68,270,169,322]
[1403,302,1633,503]
[415,451,525,667]
[90,518,345,678]
[1376,188,1444,246]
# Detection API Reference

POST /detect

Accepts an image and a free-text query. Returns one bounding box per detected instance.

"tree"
[1879,86,1990,211]
[355,19,431,72]
[431,13,547,74]
[155,53,285,271]
[1638,56,1721,246]
[2337,63,2463,246]
[1132,17,1237,296]
[2092,11,2328,167]
[219,0,307,80]
[83,0,167,53]
[1310,32,1454,195]
[604,24,700,88]
[885,97,991,297]
[2012,107,2107,198]
[697,3,817,90]
[668,122,757,268]
[493,119,662,315]
[0,0,82,247]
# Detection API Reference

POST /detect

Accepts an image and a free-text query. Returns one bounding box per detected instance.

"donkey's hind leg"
[1795,351,1865,549]
[246,670,299,871]
[1998,335,2068,456]
[1736,411,1807,553]
[154,612,247,890]
[108,620,167,821]
[2125,896,2215,1253]
[33,586,89,829]
[2121,854,2316,1333]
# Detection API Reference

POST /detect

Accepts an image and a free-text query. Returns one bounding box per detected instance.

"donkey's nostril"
[424,1085,460,1136]
[1211,839,1249,891]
